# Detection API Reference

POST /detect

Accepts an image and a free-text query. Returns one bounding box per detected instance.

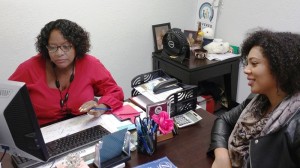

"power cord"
[0,145,9,162]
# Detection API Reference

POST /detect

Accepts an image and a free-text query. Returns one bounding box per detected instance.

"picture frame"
[146,100,170,118]
[183,30,197,46]
[152,23,171,52]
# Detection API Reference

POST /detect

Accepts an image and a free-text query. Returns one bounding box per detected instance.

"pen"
[91,107,112,111]
[151,123,158,134]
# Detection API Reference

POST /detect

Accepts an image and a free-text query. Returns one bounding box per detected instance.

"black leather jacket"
[207,98,300,168]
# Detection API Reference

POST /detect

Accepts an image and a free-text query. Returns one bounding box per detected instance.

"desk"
[1,109,216,168]
[125,108,216,167]
[152,52,240,107]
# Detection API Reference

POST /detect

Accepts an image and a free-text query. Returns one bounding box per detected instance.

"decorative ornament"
[151,111,174,135]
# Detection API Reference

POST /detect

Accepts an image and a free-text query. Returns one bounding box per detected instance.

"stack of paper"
[130,94,153,110]
[206,53,239,61]
[133,77,182,103]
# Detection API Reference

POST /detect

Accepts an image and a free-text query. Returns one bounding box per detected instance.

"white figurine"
[203,39,230,54]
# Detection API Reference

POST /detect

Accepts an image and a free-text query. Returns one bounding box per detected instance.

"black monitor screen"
[0,80,49,161]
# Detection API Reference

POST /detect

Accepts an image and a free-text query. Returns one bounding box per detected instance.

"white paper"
[131,94,153,109]
[41,114,103,143]
[134,77,182,103]
[206,53,239,61]
[41,102,143,143]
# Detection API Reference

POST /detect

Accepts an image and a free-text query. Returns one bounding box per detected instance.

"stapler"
[153,78,179,94]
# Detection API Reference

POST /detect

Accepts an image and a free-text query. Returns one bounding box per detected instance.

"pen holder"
[137,132,157,156]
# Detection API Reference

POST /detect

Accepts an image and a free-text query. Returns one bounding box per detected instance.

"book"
[133,156,177,168]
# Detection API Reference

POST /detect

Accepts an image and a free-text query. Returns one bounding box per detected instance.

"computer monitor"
[0,80,49,162]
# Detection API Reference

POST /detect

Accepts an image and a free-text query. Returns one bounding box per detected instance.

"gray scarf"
[228,93,300,168]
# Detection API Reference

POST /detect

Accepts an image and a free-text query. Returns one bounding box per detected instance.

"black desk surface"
[152,51,240,72]
[1,109,216,168]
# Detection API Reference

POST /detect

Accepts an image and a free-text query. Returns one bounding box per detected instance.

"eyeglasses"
[46,45,73,53]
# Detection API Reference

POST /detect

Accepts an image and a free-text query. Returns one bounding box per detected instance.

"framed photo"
[184,30,197,46]
[152,23,171,52]
[146,100,170,118]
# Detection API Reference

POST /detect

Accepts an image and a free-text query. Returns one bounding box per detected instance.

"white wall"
[0,0,197,99]
[1,0,300,102]
[215,0,300,102]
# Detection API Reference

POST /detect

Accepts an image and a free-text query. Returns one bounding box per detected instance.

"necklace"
[52,62,75,116]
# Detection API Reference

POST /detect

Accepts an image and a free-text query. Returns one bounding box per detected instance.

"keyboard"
[11,125,110,168]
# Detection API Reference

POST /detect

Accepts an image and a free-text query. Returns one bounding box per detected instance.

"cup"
[194,48,207,59]
[137,132,157,156]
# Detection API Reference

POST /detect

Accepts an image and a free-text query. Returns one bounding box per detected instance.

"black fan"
[162,28,190,63]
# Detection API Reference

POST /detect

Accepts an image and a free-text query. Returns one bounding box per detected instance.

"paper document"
[41,102,143,142]
[130,94,153,110]
[206,53,239,61]
[134,77,182,103]
[41,114,104,143]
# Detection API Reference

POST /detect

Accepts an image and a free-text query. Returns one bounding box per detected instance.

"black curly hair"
[240,29,300,95]
[35,19,90,59]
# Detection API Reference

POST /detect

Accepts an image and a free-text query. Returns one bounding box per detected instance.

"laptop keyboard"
[11,125,110,168]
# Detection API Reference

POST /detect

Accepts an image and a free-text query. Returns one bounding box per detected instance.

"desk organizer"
[157,132,174,142]
[131,69,197,117]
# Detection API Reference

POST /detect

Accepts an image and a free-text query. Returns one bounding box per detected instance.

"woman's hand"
[79,100,109,117]
[212,148,232,168]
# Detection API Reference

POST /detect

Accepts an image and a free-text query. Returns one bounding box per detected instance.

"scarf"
[228,93,300,168]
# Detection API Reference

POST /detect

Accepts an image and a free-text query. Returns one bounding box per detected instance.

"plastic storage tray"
[131,69,197,117]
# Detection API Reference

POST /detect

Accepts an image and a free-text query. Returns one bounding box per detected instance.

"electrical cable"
[0,146,9,163]
[0,149,7,162]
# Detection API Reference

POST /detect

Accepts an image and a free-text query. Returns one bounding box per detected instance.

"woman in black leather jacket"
[207,30,300,168]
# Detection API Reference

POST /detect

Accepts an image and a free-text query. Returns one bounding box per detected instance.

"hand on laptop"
[79,100,111,117]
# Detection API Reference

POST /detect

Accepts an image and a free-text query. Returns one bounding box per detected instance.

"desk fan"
[162,28,190,63]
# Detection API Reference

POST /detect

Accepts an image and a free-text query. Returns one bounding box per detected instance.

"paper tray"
[131,69,197,117]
